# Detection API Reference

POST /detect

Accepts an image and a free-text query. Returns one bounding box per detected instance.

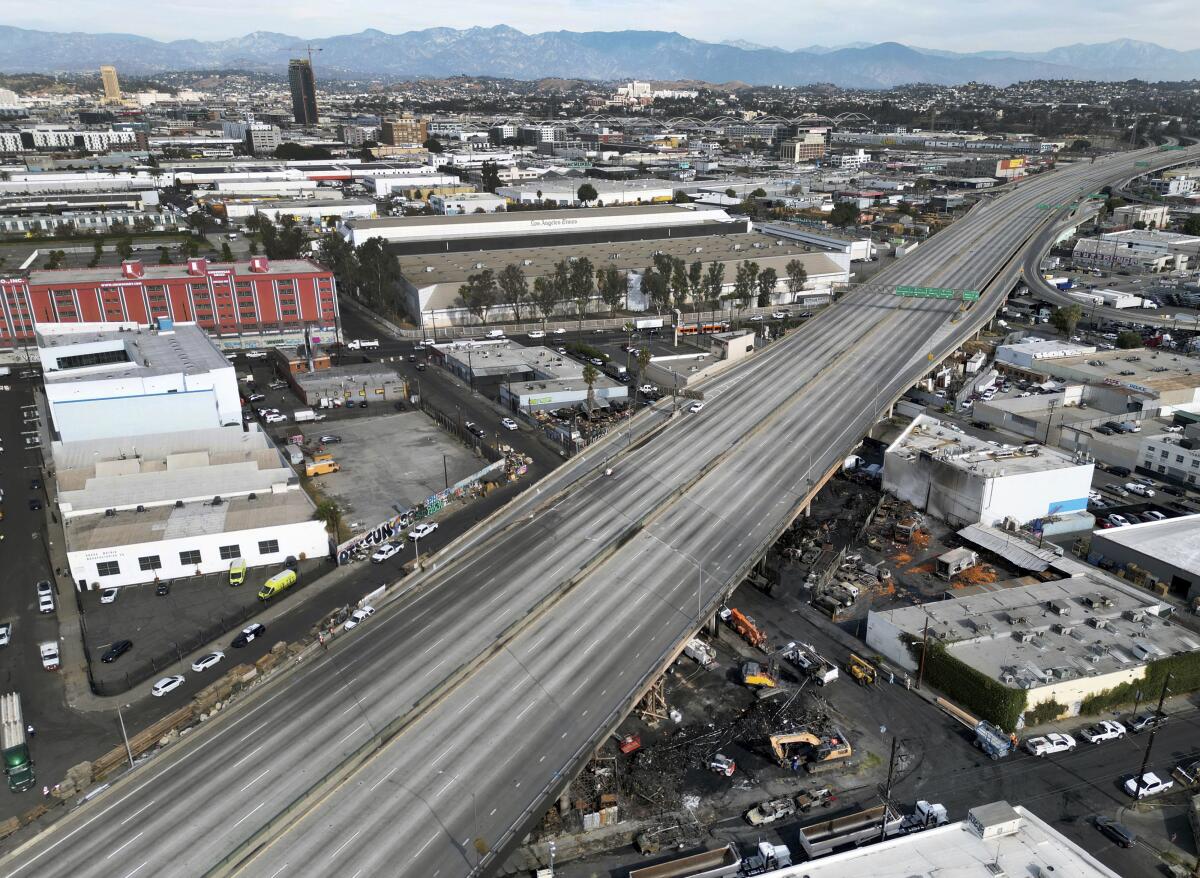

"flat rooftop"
[1042,348,1200,395]
[1091,513,1200,576]
[439,340,585,380]
[888,415,1085,477]
[27,258,327,286]
[39,323,230,382]
[349,203,716,232]
[767,803,1118,878]
[998,337,1097,360]
[293,363,404,392]
[400,232,847,289]
[65,489,314,552]
[870,575,1200,688]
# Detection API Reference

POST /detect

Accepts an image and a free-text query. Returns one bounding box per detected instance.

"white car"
[191,651,225,673]
[99,588,119,604]
[553,327,566,335]
[1125,771,1174,799]
[638,384,655,394]
[500,417,518,431]
[422,338,435,346]
[772,311,788,319]
[265,413,287,424]
[1025,732,1076,757]
[1143,510,1167,521]
[408,522,438,541]
[246,351,268,360]
[371,542,404,563]
[0,622,10,647]
[38,593,54,614]
[1107,514,1131,527]
[1080,720,1126,743]
[749,314,764,322]
[688,402,705,414]
[528,330,546,339]
[344,606,375,630]
[1088,490,1103,501]
[1124,482,1155,497]
[151,675,186,697]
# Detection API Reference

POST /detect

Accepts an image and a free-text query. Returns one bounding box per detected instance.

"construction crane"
[292,43,323,66]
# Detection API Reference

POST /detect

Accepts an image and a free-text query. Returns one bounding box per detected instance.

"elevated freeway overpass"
[3,144,1199,878]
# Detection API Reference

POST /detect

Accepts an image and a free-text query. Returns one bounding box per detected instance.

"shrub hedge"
[1023,698,1066,727]
[916,641,1027,731]
[1081,650,1200,716]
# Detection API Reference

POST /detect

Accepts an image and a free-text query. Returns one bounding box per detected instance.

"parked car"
[745,798,796,826]
[464,421,486,439]
[1108,465,1132,477]
[344,606,375,630]
[28,498,41,511]
[232,623,266,648]
[1106,514,1131,527]
[191,651,225,672]
[99,588,119,605]
[151,675,186,697]
[688,402,705,414]
[1025,733,1076,757]
[1161,485,1186,497]
[772,311,788,319]
[1143,511,1167,521]
[528,330,546,339]
[156,581,171,596]
[318,435,341,444]
[500,417,518,431]
[1095,426,1115,436]
[1093,816,1137,848]
[247,393,265,403]
[101,639,133,663]
[268,380,287,390]
[1087,490,1103,501]
[1080,720,1126,743]
[264,413,287,424]
[1125,482,1155,497]
[0,623,9,648]
[1124,771,1173,799]
[371,542,404,563]
[1130,712,1167,733]
[408,522,439,541]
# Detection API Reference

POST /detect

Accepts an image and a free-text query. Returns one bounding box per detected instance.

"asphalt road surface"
[3,145,1199,878]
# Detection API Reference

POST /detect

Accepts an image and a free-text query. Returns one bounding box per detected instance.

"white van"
[485,329,506,339]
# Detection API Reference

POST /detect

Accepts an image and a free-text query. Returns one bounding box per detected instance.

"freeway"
[3,145,1199,878]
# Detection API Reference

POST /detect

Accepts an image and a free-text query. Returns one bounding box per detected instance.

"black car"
[1095,426,1115,436]
[28,498,41,511]
[1109,465,1132,477]
[155,582,171,596]
[416,363,426,371]
[101,639,133,663]
[464,421,486,439]
[1161,485,1186,497]
[1093,816,1137,848]
[29,478,40,491]
[1130,711,1167,733]
[232,622,266,648]
[358,400,369,408]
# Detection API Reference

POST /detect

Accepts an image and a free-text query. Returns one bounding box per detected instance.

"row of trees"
[454,253,810,325]
[316,233,401,313]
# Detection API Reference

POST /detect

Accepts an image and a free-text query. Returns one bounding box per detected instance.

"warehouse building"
[994,336,1097,373]
[866,575,1199,723]
[1027,348,1200,413]
[398,233,847,328]
[342,204,749,254]
[1089,514,1200,601]
[495,180,675,206]
[38,321,242,442]
[291,363,407,407]
[0,256,338,348]
[883,415,1093,528]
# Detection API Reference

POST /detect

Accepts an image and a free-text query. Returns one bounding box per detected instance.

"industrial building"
[38,321,242,442]
[1089,514,1200,601]
[291,363,407,407]
[495,180,675,206]
[0,256,338,347]
[754,802,1118,878]
[428,192,507,215]
[1137,425,1200,487]
[1072,229,1200,272]
[994,336,1097,372]
[1017,347,1200,413]
[882,415,1093,528]
[342,204,749,254]
[397,232,847,328]
[866,575,1199,722]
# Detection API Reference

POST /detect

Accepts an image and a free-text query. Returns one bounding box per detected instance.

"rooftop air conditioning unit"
[1125,609,1146,623]
[135,505,145,513]
[1053,623,1074,636]
[523,259,533,266]
[175,500,184,508]
[1089,617,1109,629]
[424,266,434,273]
[104,508,116,517]
[212,496,223,506]
[1015,630,1036,643]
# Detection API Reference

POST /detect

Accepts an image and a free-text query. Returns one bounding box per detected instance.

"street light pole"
[117,703,133,768]
[1135,673,1172,791]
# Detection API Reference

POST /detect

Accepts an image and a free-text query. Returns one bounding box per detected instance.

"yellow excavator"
[769,729,852,774]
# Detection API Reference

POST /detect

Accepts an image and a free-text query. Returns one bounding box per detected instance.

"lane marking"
[368,764,401,792]
[118,801,155,826]
[105,832,143,860]
[121,863,148,878]
[266,866,289,878]
[232,802,266,829]
[239,769,270,792]
[328,830,362,861]
[338,722,366,745]
[231,745,264,769]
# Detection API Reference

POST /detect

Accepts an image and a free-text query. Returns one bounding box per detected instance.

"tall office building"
[288,59,318,126]
[100,65,121,104]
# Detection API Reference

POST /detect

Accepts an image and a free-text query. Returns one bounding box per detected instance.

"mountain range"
[1,26,1198,88]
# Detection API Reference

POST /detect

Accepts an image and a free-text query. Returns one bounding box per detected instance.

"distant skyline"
[0,0,1196,53]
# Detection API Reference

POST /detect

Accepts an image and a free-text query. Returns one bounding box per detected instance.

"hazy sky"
[1,0,1195,51]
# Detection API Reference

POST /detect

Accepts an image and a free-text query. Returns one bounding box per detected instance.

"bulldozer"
[768,729,852,774]
[722,607,767,650]
[741,660,778,688]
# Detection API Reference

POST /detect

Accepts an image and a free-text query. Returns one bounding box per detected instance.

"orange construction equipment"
[726,608,767,649]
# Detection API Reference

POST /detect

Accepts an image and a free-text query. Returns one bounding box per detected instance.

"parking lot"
[306,411,486,530]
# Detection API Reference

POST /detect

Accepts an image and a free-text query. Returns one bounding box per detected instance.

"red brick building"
[0,256,338,345]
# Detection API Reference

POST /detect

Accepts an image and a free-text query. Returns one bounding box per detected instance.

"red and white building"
[0,256,338,346]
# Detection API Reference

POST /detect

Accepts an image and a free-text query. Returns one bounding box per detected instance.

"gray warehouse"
[1089,514,1200,602]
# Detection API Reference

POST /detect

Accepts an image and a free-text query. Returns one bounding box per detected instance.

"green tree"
[1103,197,1126,213]
[479,161,502,193]
[1132,220,1147,230]
[314,499,343,538]
[785,258,807,297]
[44,249,66,269]
[724,188,737,199]
[355,237,401,312]
[458,269,498,324]
[1183,214,1200,236]
[497,263,529,322]
[829,202,860,227]
[220,242,234,262]
[569,257,596,330]
[702,261,725,308]
[750,187,766,198]
[756,267,778,307]
[687,260,704,312]
[669,257,690,313]
[116,236,134,261]
[581,363,599,414]
[1050,304,1083,336]
[184,238,200,258]
[577,182,599,204]
[636,348,652,396]
[641,266,670,313]
[89,239,104,268]
[733,261,758,311]
[532,276,559,326]
[423,137,444,154]
[157,246,172,265]
[597,266,627,315]
[1116,330,1143,349]
[318,232,358,296]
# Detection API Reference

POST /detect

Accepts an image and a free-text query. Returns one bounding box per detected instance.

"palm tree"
[635,348,651,403]
[315,500,343,539]
[582,363,599,415]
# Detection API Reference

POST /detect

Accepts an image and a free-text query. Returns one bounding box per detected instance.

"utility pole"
[917,616,930,690]
[878,736,899,842]
[117,704,134,768]
[1044,399,1059,445]
[1134,673,1171,793]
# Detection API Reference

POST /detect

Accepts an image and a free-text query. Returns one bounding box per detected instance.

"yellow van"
[257,569,297,601]
[228,558,247,586]
[305,460,340,477]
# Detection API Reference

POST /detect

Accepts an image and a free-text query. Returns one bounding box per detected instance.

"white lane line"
[570,678,589,696]
[118,800,155,826]
[413,834,438,860]
[239,769,270,792]
[265,866,289,878]
[489,808,498,816]
[231,745,264,770]
[231,802,266,829]
[338,722,366,745]
[455,694,481,716]
[340,703,359,716]
[121,863,148,878]
[328,830,362,861]
[105,832,143,860]
[369,764,401,792]
[239,720,271,742]
[515,700,537,721]
[432,744,455,765]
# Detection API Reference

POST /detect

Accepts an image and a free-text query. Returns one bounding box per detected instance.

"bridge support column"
[707,614,720,637]
[558,790,570,816]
